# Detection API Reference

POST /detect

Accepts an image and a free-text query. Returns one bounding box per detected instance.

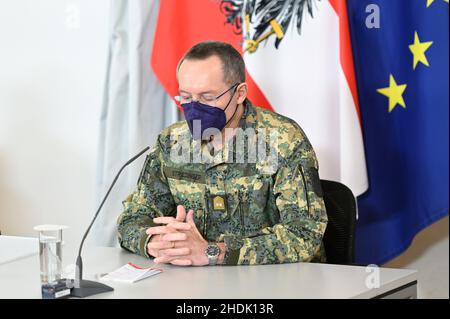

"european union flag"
[347,0,449,264]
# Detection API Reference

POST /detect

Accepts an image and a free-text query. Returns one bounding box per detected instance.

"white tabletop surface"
[0,236,38,265]
[0,240,417,299]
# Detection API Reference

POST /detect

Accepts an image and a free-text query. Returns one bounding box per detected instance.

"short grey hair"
[177,40,246,85]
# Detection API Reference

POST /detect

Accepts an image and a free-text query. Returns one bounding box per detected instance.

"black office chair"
[320,180,357,265]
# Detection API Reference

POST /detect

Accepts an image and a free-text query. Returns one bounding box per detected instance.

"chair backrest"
[321,180,356,265]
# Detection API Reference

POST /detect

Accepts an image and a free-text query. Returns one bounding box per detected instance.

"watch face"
[206,244,220,257]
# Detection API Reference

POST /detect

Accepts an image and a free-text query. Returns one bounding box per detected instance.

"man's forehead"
[179,55,223,71]
[178,56,225,91]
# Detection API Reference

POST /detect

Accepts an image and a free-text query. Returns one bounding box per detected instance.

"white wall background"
[0,0,110,245]
[0,0,447,299]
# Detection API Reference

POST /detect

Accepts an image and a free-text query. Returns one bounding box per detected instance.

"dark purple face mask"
[182,101,227,139]
[181,84,239,140]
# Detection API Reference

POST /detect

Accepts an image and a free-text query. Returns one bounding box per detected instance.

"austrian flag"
[151,0,368,196]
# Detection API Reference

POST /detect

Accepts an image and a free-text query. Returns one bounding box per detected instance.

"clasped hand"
[146,205,209,266]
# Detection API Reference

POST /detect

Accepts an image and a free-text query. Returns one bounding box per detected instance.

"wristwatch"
[205,243,221,266]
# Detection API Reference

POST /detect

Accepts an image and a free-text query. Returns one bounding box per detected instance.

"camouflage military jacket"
[117,99,328,265]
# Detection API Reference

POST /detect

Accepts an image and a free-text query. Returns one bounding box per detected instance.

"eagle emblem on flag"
[220,0,321,53]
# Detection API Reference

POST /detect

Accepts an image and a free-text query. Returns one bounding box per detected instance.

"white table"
[0,236,38,265]
[0,242,417,299]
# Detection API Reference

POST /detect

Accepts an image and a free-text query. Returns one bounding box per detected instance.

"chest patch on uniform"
[164,166,205,184]
[212,195,226,211]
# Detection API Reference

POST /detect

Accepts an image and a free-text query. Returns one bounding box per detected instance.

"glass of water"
[34,225,67,285]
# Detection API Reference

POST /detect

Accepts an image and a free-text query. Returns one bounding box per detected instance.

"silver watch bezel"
[205,243,220,265]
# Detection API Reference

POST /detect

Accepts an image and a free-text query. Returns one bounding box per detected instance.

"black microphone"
[70,146,150,298]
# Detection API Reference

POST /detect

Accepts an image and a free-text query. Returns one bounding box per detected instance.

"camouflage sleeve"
[220,139,328,265]
[117,137,176,257]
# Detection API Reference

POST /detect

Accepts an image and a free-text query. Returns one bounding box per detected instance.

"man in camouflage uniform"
[117,41,327,266]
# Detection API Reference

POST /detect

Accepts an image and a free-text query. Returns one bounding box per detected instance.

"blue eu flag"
[347,0,449,264]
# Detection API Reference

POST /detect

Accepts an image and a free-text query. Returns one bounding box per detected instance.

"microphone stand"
[70,146,150,298]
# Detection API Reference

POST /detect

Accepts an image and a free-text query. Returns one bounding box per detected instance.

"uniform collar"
[238,99,257,131]
[201,99,258,169]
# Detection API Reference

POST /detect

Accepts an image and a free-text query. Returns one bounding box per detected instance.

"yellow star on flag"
[428,0,449,7]
[409,31,433,70]
[377,74,408,113]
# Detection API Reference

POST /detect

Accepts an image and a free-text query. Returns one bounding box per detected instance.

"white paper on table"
[99,263,162,283]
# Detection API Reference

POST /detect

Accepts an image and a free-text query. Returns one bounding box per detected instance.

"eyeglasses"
[174,83,239,107]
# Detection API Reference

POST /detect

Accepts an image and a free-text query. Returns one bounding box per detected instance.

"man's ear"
[236,83,248,104]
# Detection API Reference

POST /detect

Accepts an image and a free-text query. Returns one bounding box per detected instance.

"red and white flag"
[152,0,367,195]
